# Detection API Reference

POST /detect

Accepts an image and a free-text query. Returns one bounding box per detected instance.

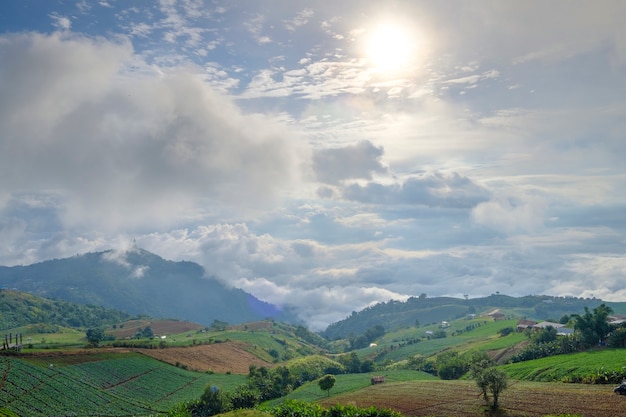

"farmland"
[0,352,245,417]
[317,379,626,417]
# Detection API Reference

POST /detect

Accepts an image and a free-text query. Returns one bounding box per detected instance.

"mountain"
[321,293,626,340]
[0,248,297,326]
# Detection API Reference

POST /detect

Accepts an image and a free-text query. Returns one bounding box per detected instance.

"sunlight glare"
[365,23,418,72]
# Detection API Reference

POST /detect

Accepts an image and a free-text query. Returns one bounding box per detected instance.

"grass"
[369,319,524,363]
[501,348,626,382]
[265,370,437,405]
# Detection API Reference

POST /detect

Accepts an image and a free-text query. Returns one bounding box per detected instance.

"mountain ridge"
[0,248,298,326]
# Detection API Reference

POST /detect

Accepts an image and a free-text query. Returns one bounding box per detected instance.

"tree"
[436,351,467,380]
[533,325,557,344]
[192,386,231,416]
[318,374,336,397]
[473,367,508,409]
[573,303,613,346]
[86,327,105,346]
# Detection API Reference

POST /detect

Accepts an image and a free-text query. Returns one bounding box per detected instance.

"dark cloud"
[312,140,387,184]
[342,172,490,208]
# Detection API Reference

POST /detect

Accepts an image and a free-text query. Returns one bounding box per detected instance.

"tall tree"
[573,303,613,346]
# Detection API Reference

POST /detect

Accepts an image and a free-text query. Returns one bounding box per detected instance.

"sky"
[1,0,625,330]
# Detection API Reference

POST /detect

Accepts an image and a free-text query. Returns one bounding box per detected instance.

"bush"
[264,401,403,417]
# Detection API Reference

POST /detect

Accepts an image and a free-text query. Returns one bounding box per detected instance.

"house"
[533,321,564,331]
[556,327,574,336]
[486,309,505,321]
[516,319,537,332]
[440,321,450,328]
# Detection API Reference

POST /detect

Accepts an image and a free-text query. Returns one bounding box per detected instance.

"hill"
[0,289,133,331]
[0,248,298,326]
[322,293,626,339]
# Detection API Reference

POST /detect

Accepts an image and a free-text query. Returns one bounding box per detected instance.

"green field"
[265,370,437,405]
[367,319,521,362]
[0,352,245,417]
[502,348,626,383]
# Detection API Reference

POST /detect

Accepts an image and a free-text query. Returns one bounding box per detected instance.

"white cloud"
[0,32,301,231]
[472,197,546,234]
[50,13,72,31]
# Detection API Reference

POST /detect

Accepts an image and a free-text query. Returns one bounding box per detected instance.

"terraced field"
[0,352,245,417]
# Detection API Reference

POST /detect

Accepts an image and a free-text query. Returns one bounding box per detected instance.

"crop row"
[1,357,158,416]
[60,355,164,388]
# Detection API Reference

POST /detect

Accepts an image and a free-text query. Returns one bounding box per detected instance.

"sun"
[364,23,419,73]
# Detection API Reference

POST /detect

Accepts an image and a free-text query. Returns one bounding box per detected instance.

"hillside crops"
[502,348,626,383]
[0,353,246,417]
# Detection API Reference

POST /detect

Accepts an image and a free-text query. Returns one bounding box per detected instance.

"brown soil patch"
[136,341,272,374]
[320,379,626,417]
[109,319,204,339]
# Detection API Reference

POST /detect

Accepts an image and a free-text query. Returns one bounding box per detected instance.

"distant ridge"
[321,293,626,339]
[0,248,298,326]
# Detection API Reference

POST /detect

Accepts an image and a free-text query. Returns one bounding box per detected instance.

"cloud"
[0,32,301,231]
[50,13,72,31]
[342,172,490,208]
[472,197,546,234]
[312,140,387,184]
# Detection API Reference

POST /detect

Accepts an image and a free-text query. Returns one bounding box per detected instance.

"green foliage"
[607,326,626,347]
[435,351,467,380]
[0,290,132,331]
[136,325,154,339]
[349,325,385,349]
[86,327,106,346]
[247,365,297,402]
[430,329,447,339]
[573,303,613,346]
[473,367,508,408]
[318,374,336,396]
[498,326,514,337]
[532,326,558,344]
[192,386,232,416]
[264,400,403,417]
[503,348,626,384]
[286,355,345,382]
[337,352,370,374]
[294,326,329,348]
[265,399,325,417]
[230,384,261,409]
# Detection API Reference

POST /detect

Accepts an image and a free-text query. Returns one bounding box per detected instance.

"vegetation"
[0,289,133,330]
[318,374,336,396]
[3,283,626,417]
[472,367,508,408]
[0,249,298,326]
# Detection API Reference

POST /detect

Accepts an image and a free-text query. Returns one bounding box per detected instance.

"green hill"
[322,294,626,340]
[0,289,133,331]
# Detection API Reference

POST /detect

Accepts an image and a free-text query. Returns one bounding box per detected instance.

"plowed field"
[137,341,271,374]
[320,380,626,417]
